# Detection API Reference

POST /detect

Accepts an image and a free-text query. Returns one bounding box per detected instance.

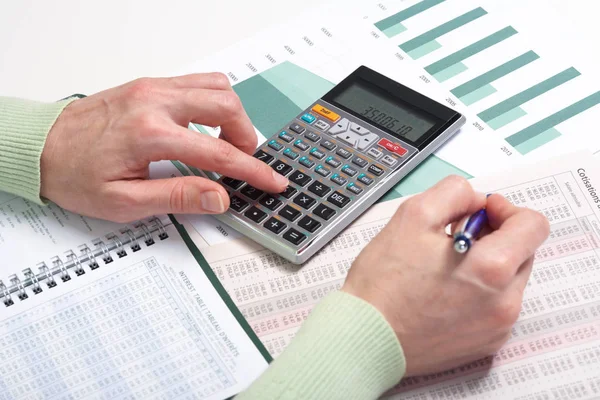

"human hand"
[342,176,550,376]
[40,74,288,223]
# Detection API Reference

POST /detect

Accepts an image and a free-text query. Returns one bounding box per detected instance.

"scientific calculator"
[209,66,465,264]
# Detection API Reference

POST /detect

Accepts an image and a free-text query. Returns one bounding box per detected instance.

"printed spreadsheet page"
[197,150,600,399]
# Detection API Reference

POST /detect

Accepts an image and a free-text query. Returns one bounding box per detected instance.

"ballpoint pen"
[453,200,489,253]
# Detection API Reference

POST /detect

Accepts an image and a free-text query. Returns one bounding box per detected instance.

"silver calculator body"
[209,66,465,264]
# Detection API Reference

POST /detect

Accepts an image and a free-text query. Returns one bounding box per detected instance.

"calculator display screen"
[332,80,436,144]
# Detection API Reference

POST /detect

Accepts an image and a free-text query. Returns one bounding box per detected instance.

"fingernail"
[272,170,289,188]
[200,191,226,213]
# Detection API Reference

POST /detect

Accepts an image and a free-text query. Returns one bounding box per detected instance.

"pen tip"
[454,239,469,253]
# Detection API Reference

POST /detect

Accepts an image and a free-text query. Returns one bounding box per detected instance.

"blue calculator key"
[301,113,316,124]
[310,148,326,160]
[357,173,374,186]
[284,148,299,160]
[326,156,342,169]
[315,165,331,177]
[268,140,284,152]
[299,156,315,168]
[330,173,347,186]
[278,131,294,142]
[341,165,358,177]
[294,139,311,152]
[347,182,363,195]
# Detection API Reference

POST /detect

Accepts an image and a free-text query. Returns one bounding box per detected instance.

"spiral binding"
[0,217,170,307]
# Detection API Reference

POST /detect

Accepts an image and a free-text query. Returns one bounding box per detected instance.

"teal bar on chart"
[479,67,581,129]
[487,107,527,130]
[460,84,498,106]
[451,51,539,102]
[400,7,488,59]
[432,62,468,82]
[375,0,445,38]
[426,26,518,82]
[507,91,600,154]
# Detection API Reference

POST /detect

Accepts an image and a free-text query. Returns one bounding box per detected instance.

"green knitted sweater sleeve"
[0,96,407,399]
[236,291,406,400]
[0,96,76,204]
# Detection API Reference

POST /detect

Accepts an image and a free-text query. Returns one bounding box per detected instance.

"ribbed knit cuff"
[0,96,76,204]
[237,291,406,400]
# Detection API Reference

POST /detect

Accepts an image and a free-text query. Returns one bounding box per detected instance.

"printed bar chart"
[479,67,581,130]
[450,51,539,105]
[400,7,488,59]
[506,91,600,154]
[424,26,518,82]
[374,0,445,38]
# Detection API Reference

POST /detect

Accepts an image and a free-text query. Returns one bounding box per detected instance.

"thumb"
[121,176,230,217]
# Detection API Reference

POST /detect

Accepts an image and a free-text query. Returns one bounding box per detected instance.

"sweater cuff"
[0,97,76,204]
[237,291,406,400]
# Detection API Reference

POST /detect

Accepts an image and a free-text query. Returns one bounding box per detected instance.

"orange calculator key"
[311,104,340,122]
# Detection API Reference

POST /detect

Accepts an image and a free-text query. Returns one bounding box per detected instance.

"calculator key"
[310,148,326,160]
[294,139,311,152]
[283,148,299,160]
[289,171,312,187]
[268,140,284,152]
[336,148,352,159]
[326,156,342,168]
[381,155,398,167]
[279,205,301,222]
[313,204,336,221]
[293,193,317,209]
[254,150,274,165]
[328,191,351,208]
[368,164,385,176]
[328,118,349,134]
[283,228,307,245]
[278,131,294,143]
[350,122,370,135]
[298,216,321,233]
[305,131,321,142]
[352,156,368,168]
[229,196,249,213]
[264,218,287,234]
[308,181,331,197]
[357,173,374,186]
[259,195,283,211]
[320,140,336,151]
[241,185,263,200]
[289,123,306,134]
[338,132,357,147]
[315,120,330,131]
[378,138,408,156]
[330,173,347,186]
[222,177,244,190]
[315,165,331,177]
[357,133,380,150]
[311,104,340,122]
[272,160,293,176]
[301,113,316,124]
[244,206,267,223]
[367,148,383,159]
[347,183,363,195]
[280,186,297,199]
[341,165,358,177]
[299,156,315,169]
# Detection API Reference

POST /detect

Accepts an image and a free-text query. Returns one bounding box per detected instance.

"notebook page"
[200,151,600,398]
[0,222,268,400]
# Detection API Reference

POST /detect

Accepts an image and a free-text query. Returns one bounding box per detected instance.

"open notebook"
[0,163,270,400]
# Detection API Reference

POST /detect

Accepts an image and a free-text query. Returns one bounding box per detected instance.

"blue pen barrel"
[463,209,488,238]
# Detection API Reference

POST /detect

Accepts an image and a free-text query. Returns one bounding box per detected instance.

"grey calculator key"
[338,132,358,147]
[280,186,297,199]
[368,164,385,176]
[222,177,244,190]
[278,131,294,143]
[357,173,374,186]
[352,156,368,168]
[254,150,274,164]
[336,148,352,159]
[350,122,370,135]
[298,216,321,233]
[244,206,267,223]
[310,148,326,160]
[341,165,358,177]
[314,120,330,131]
[328,118,349,135]
[328,191,351,208]
[299,156,315,168]
[320,140,336,151]
[229,196,249,212]
[284,148,299,160]
[347,183,363,195]
[326,156,342,168]
[289,170,312,187]
[293,193,316,209]
[268,140,284,152]
[241,185,263,200]
[313,204,336,221]
[367,148,383,159]
[294,139,311,152]
[289,123,306,134]
[315,165,331,177]
[330,173,347,186]
[357,133,380,150]
[272,160,293,176]
[279,205,301,222]
[283,228,306,245]
[264,218,286,234]
[305,131,321,142]
[308,181,331,197]
[259,195,283,211]
[381,155,398,167]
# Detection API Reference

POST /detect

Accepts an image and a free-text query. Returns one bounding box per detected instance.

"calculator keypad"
[216,100,417,250]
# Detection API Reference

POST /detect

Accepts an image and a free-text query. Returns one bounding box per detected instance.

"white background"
[0,0,597,102]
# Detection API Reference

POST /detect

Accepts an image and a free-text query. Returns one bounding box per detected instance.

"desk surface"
[0,0,597,102]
